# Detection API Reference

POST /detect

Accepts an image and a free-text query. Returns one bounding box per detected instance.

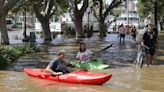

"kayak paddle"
[95,43,113,54]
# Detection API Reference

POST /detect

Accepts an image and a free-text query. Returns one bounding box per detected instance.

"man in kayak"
[76,43,93,63]
[46,49,69,75]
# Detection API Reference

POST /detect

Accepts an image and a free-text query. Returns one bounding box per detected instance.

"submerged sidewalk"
[7,33,138,71]
[7,32,164,71]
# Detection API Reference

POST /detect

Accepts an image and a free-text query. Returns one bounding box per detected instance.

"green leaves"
[55,0,69,15]
[137,0,164,20]
[0,45,40,69]
[11,0,32,13]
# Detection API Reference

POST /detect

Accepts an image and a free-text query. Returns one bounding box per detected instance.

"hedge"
[0,45,40,69]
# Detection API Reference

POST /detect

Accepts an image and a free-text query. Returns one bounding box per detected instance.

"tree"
[69,0,89,38]
[137,0,164,28]
[30,0,68,41]
[0,0,19,45]
[93,0,124,37]
[12,0,33,42]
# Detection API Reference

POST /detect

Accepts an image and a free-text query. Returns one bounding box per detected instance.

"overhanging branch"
[33,3,44,21]
[3,0,19,14]
[80,0,88,13]
[104,0,124,18]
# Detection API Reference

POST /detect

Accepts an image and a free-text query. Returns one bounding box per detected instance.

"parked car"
[12,22,33,28]
[6,18,14,29]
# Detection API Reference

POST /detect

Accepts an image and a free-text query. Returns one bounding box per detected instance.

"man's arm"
[141,39,144,46]
[46,66,63,75]
[45,60,63,75]
[141,32,146,46]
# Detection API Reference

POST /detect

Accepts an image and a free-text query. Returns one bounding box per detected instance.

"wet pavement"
[0,30,164,92]
[6,30,164,70]
[7,32,140,71]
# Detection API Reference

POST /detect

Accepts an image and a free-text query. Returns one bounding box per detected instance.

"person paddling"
[76,43,93,63]
[46,49,69,75]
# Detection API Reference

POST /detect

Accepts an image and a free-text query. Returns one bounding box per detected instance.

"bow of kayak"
[71,58,109,69]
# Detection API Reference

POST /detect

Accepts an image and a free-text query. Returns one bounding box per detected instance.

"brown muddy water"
[0,33,164,92]
[0,66,164,92]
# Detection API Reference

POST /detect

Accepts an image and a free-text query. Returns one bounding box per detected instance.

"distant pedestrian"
[84,25,87,33]
[141,23,158,67]
[118,24,126,42]
[113,24,117,33]
[87,25,93,38]
[131,26,138,42]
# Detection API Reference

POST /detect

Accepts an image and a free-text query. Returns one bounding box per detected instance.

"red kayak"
[24,68,112,85]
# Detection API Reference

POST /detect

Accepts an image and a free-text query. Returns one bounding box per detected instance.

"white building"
[114,0,140,28]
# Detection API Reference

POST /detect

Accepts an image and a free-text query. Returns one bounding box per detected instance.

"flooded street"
[1,66,164,92]
[0,31,164,92]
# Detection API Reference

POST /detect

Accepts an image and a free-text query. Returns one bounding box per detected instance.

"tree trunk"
[99,19,107,38]
[0,14,9,45]
[74,14,85,38]
[0,0,18,45]
[31,12,35,28]
[40,20,52,41]
[154,2,158,29]
[22,10,28,42]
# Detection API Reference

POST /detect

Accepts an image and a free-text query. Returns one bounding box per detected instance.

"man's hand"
[141,42,144,46]
[77,60,82,63]
[156,49,160,55]
[55,72,63,75]
[51,71,63,76]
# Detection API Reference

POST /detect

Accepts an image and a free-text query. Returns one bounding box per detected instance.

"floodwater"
[0,32,164,92]
[0,66,164,92]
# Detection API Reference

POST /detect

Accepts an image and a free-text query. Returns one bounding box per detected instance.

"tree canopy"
[137,0,164,21]
[92,0,124,37]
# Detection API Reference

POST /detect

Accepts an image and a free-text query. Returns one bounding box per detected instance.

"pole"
[127,0,129,25]
[88,11,90,33]
[154,2,158,27]
[23,9,27,42]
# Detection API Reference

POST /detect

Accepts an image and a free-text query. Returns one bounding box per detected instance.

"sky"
[105,0,112,5]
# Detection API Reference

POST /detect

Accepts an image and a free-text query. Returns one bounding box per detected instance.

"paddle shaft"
[94,44,113,54]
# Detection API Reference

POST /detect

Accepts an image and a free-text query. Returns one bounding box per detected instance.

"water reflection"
[23,75,133,92]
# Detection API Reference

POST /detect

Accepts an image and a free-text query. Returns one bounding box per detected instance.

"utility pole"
[127,0,129,25]
[88,10,90,33]
[154,1,158,27]
[22,7,28,42]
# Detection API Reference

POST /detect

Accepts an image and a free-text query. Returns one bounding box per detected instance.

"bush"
[0,45,40,69]
[63,26,76,38]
